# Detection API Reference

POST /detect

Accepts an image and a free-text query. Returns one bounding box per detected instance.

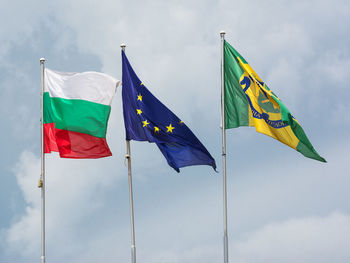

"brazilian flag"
[224,40,326,162]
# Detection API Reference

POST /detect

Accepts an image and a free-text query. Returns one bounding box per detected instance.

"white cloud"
[4,150,126,260]
[0,0,50,60]
[4,135,350,262]
[231,212,350,263]
[1,0,350,262]
[34,0,349,131]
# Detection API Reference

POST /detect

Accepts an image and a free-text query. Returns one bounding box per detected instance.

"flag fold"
[44,68,120,158]
[122,51,217,172]
[224,40,326,162]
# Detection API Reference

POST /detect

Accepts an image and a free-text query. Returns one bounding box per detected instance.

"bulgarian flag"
[44,68,120,158]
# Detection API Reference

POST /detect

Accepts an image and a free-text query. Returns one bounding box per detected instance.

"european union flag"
[122,51,216,172]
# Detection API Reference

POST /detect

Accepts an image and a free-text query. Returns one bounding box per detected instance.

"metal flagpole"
[39,58,46,263]
[220,31,229,263]
[121,43,137,263]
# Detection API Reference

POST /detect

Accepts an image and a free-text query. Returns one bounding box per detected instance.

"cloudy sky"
[1,0,349,262]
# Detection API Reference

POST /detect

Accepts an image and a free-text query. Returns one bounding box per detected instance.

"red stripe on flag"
[44,123,112,159]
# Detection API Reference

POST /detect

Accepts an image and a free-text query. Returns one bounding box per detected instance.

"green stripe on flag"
[224,41,250,128]
[44,92,111,138]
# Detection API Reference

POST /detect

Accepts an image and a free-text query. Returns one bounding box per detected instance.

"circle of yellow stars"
[136,82,182,134]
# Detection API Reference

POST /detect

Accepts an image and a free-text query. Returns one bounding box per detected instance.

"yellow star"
[166,123,175,133]
[154,126,160,133]
[137,93,142,101]
[136,109,142,115]
[142,120,150,127]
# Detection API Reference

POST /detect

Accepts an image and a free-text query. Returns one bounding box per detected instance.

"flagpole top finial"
[120,43,126,50]
[40,58,45,63]
[220,30,226,36]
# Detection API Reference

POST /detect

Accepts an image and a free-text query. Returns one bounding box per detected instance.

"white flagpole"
[39,58,46,263]
[121,43,137,263]
[220,31,229,263]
